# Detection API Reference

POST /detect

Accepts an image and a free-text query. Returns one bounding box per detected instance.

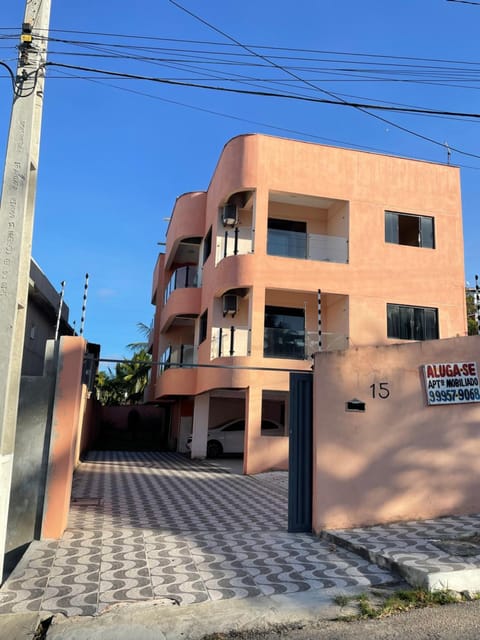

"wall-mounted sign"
[423,362,480,405]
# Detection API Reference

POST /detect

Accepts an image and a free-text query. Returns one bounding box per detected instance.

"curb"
[321,530,480,593]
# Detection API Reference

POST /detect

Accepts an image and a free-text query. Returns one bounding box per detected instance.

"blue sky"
[1,0,479,361]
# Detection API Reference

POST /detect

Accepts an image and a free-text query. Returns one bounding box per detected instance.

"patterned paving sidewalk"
[324,514,480,590]
[0,451,393,617]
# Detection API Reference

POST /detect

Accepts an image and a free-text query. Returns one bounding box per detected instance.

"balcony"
[264,329,348,360]
[211,326,250,358]
[164,266,198,304]
[158,343,196,375]
[305,331,348,354]
[216,226,253,262]
[267,190,349,264]
[267,229,348,263]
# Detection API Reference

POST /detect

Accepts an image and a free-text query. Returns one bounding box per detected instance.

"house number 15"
[370,382,390,399]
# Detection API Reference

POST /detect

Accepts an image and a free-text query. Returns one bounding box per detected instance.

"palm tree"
[121,347,152,404]
[95,323,152,406]
[126,321,151,351]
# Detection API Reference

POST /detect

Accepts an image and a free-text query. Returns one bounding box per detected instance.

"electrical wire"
[44,62,480,120]
[12,30,480,93]
[17,28,480,72]
[32,33,480,70]
[5,16,480,161]
[58,68,480,171]
[0,61,15,92]
[167,0,480,161]
[40,42,480,82]
[53,67,399,154]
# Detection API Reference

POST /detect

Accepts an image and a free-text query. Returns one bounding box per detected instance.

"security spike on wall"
[79,273,89,337]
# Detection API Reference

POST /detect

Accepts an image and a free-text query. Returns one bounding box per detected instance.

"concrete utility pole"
[0,0,52,580]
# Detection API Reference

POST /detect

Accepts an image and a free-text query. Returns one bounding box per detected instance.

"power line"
[43,60,480,162]
[19,29,480,70]
[5,17,480,162]
[53,68,399,154]
[44,62,480,120]
[9,30,480,88]
[447,0,480,5]
[38,35,480,79]
[166,0,480,161]
[0,61,15,92]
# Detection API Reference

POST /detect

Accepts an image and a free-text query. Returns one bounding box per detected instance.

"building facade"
[147,134,466,474]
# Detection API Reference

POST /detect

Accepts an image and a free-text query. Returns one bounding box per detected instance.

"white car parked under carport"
[185,418,284,458]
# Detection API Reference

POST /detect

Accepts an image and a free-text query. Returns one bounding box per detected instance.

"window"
[199,309,208,344]
[385,211,435,249]
[223,420,245,432]
[387,304,439,340]
[203,227,212,264]
[267,218,307,258]
[159,346,171,374]
[264,306,305,359]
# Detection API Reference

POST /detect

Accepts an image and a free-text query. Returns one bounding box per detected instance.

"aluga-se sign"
[423,362,480,405]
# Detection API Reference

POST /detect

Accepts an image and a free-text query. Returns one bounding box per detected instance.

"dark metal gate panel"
[288,372,313,532]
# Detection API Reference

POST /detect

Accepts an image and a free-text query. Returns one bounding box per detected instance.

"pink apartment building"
[146,134,466,475]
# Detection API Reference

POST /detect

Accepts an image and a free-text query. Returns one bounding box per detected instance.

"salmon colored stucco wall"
[164,192,206,269]
[150,134,466,474]
[42,337,86,539]
[201,135,465,351]
[79,393,100,456]
[312,336,480,532]
[160,287,202,333]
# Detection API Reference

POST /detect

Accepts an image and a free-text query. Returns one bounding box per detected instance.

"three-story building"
[147,134,466,474]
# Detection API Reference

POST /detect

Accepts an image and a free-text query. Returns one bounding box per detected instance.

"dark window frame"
[203,227,212,264]
[387,303,439,341]
[199,309,208,344]
[385,211,435,249]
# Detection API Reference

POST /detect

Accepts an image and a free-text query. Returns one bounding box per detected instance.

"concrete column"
[251,184,268,257]
[191,394,210,459]
[249,285,266,359]
[0,0,52,581]
[178,416,193,453]
[243,385,263,475]
[41,337,85,539]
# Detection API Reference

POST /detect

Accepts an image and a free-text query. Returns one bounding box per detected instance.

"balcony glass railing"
[267,229,306,259]
[264,329,348,359]
[307,234,348,263]
[211,326,250,358]
[158,344,195,375]
[264,327,305,359]
[305,331,349,354]
[164,266,198,304]
[267,229,348,263]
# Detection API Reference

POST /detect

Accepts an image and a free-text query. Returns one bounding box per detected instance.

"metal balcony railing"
[216,228,253,262]
[211,326,250,358]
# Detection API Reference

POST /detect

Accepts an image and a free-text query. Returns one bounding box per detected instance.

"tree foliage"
[95,324,152,406]
[467,291,479,336]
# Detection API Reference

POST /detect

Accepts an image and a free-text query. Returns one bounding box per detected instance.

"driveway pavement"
[0,451,393,618]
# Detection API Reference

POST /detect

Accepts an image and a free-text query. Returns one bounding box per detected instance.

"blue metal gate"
[288,372,313,532]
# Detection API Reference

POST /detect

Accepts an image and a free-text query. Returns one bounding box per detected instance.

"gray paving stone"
[0,451,393,615]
